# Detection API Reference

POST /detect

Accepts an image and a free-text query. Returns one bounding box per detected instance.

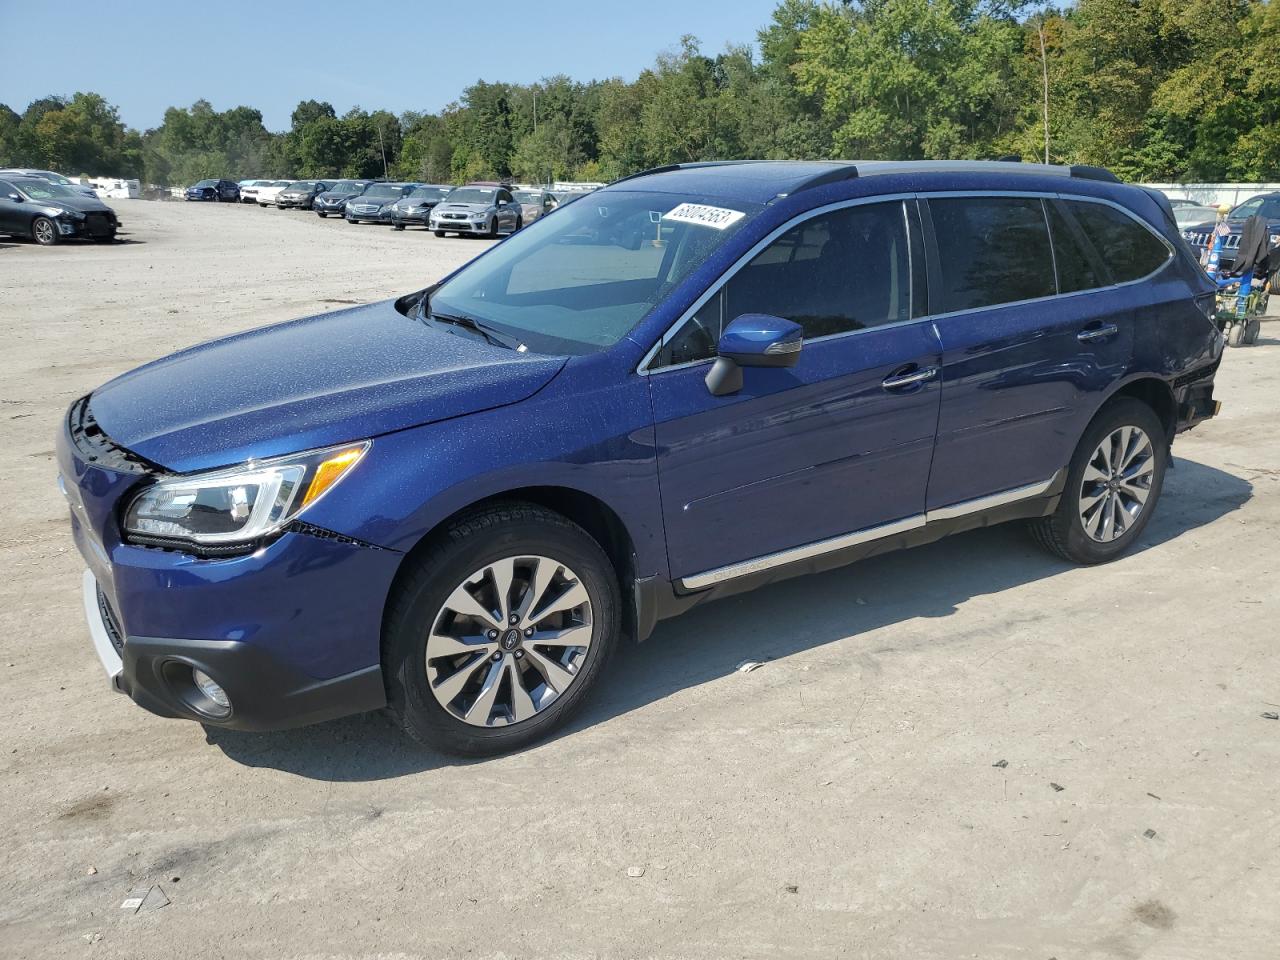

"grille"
[96,586,125,656]
[85,212,113,237]
[67,395,156,474]
[1185,231,1240,249]
[443,213,466,220]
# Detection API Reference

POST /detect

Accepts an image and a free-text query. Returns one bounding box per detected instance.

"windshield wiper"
[428,310,525,351]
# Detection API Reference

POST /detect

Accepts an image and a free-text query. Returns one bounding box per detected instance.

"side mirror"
[705,313,803,396]
[7,193,22,202]
[497,199,508,207]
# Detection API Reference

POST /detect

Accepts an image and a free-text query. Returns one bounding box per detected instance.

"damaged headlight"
[123,441,369,547]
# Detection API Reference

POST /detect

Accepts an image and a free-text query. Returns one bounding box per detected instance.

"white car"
[254,180,293,207]
[238,179,269,204]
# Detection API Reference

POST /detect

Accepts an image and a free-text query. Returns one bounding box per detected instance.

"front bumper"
[432,218,485,233]
[346,208,392,222]
[392,209,430,224]
[82,570,385,730]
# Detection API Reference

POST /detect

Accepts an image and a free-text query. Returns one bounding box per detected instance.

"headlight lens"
[124,441,369,547]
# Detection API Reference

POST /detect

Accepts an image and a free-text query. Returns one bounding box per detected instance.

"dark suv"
[184,179,240,202]
[1181,192,1280,271]
[58,161,1221,756]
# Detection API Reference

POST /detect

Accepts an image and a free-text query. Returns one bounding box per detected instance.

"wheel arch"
[380,484,641,646]
[1095,376,1177,443]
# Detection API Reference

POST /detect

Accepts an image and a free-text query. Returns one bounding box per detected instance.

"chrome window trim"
[638,189,1175,374]
[678,472,1061,590]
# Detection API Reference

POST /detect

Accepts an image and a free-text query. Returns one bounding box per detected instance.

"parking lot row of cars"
[185,177,587,238]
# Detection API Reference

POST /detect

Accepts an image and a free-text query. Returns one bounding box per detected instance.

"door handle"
[1077,323,1119,343]
[881,366,938,390]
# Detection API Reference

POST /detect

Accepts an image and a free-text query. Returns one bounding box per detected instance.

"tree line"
[2,0,1276,188]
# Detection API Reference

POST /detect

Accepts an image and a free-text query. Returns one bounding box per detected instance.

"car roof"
[609,159,1121,205]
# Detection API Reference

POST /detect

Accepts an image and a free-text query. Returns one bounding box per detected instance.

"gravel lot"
[1,200,1278,959]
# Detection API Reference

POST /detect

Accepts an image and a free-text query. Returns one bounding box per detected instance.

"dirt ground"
[1,200,1277,959]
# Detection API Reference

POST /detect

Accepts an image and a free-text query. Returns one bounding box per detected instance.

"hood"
[45,194,113,214]
[89,299,567,473]
[318,191,358,202]
[435,201,492,214]
[187,185,215,193]
[351,195,397,207]
[1185,215,1280,234]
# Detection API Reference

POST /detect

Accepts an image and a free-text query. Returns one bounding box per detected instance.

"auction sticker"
[663,203,746,230]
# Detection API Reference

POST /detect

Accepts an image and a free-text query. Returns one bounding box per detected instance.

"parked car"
[0,168,98,198]
[1166,197,1221,229]
[254,180,293,207]
[512,189,555,224]
[1181,192,1280,271]
[276,180,332,210]
[238,180,273,204]
[0,175,120,244]
[185,179,240,202]
[429,184,521,237]
[391,185,453,229]
[344,182,415,223]
[58,160,1221,755]
[314,181,370,218]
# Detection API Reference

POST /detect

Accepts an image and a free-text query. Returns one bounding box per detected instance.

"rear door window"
[1067,200,1170,282]
[927,196,1056,312]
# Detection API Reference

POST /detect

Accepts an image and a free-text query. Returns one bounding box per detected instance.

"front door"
[647,200,943,584]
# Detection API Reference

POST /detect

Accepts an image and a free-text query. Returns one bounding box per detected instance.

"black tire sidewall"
[386,511,620,755]
[1054,398,1167,563]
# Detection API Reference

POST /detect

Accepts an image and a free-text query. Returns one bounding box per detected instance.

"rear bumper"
[1174,360,1222,433]
[82,569,386,730]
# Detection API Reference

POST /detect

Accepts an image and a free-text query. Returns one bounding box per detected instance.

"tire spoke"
[464,659,505,724]
[427,632,496,658]
[531,581,589,625]
[516,557,559,626]
[507,661,538,722]
[530,623,592,650]
[489,557,516,624]
[432,655,487,705]
[443,581,502,630]
[525,647,577,695]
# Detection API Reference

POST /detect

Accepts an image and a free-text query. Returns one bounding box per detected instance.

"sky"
[0,0,784,131]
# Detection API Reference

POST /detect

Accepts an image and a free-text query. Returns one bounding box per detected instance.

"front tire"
[434,230,445,237]
[384,503,621,756]
[32,216,58,246]
[1030,398,1167,564]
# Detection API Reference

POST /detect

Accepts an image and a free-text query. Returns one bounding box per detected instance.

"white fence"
[1141,182,1280,206]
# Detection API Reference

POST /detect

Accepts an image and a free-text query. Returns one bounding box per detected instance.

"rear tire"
[384,503,621,756]
[318,212,327,218]
[1030,398,1167,565]
[1228,321,1246,347]
[394,223,405,231]
[434,230,446,237]
[32,217,58,246]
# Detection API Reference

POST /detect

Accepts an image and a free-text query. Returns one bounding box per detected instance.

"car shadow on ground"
[206,456,1251,780]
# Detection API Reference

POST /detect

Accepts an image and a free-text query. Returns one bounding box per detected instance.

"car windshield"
[446,188,496,204]
[330,182,365,194]
[195,180,217,188]
[35,171,73,185]
[272,181,291,187]
[513,191,542,203]
[409,187,449,200]
[19,180,78,200]
[428,190,760,355]
[289,181,317,190]
[363,184,402,199]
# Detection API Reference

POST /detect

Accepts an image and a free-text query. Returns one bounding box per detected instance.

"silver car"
[429,185,521,237]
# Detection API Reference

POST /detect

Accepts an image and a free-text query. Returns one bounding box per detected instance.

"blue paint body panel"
[58,161,1222,728]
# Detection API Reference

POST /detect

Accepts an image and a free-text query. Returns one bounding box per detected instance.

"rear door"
[648,199,943,584]
[921,194,1135,511]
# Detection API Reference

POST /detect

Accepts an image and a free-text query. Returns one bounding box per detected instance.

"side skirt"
[644,474,1064,624]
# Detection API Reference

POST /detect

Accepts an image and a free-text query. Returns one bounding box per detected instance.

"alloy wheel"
[33,218,56,245]
[425,555,593,727]
[1078,425,1154,542]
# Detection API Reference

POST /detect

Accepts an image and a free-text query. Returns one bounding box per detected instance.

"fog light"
[192,669,231,715]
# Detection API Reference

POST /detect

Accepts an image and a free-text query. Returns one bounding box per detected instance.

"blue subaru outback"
[58,160,1222,755]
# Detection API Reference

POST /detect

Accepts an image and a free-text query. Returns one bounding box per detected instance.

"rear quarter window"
[1068,200,1170,283]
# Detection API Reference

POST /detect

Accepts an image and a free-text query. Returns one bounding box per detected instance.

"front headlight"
[123,441,369,548]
